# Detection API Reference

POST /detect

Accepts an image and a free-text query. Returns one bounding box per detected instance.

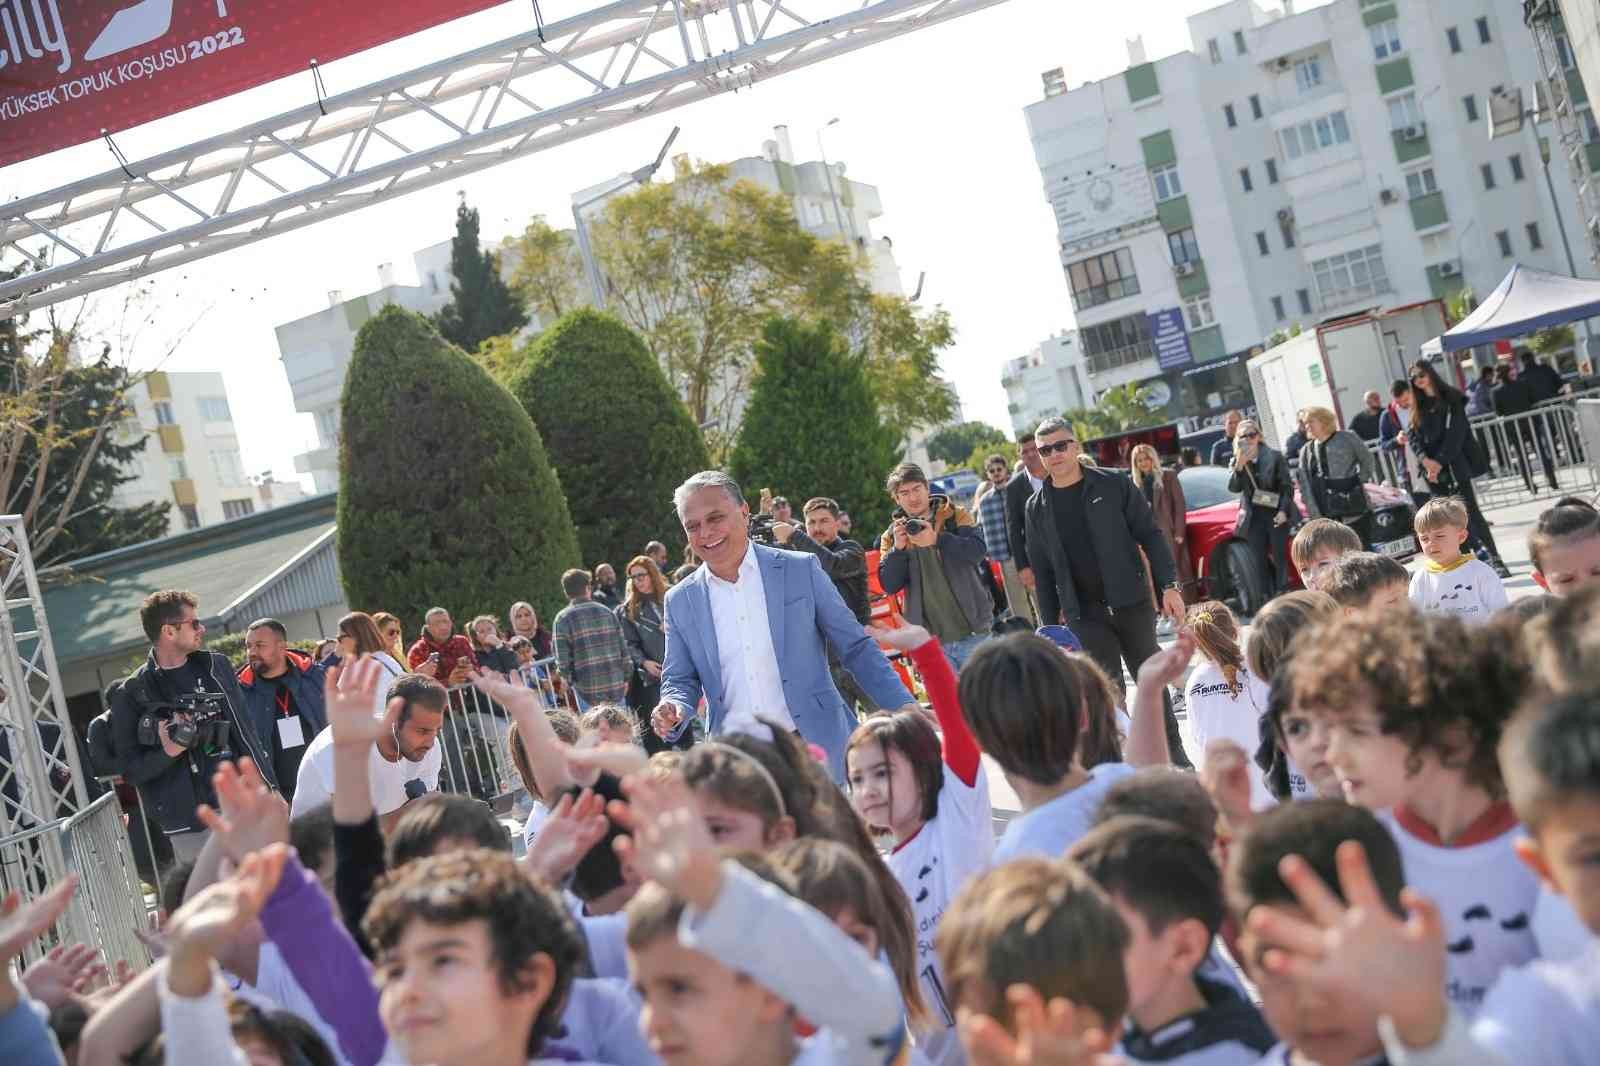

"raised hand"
[1199,738,1255,830]
[0,876,78,965]
[522,790,611,885]
[957,985,1121,1066]
[196,758,290,864]
[21,942,105,1008]
[563,743,649,784]
[469,668,538,712]
[1246,840,1447,1049]
[866,622,933,654]
[610,774,721,909]
[325,656,388,749]
[165,845,290,996]
[1135,627,1195,692]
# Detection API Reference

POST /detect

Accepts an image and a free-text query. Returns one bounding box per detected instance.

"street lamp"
[572,126,681,305]
[816,117,851,240]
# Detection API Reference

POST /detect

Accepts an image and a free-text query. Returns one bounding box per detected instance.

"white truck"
[1247,300,1448,449]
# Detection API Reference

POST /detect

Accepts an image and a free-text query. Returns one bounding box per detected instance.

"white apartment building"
[1026,0,1597,429]
[111,371,273,532]
[1002,331,1089,436]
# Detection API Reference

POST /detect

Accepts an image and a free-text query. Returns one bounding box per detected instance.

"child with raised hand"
[1181,602,1273,811]
[1070,816,1274,1065]
[960,632,1177,864]
[1409,497,1509,622]
[1528,496,1600,597]
[845,622,991,1066]
[1244,691,1600,1066]
[612,773,907,1066]
[1284,610,1556,1015]
[0,876,79,1066]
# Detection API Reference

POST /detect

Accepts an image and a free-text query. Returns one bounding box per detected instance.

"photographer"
[109,590,275,861]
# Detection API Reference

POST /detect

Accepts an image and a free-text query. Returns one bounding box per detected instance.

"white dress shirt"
[704,544,796,735]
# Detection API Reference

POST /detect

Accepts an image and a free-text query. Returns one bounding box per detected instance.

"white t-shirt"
[1182,663,1274,811]
[1409,557,1508,624]
[1377,810,1542,1017]
[1472,938,1600,1066]
[887,764,994,1066]
[289,725,441,819]
[521,800,551,852]
[991,762,1137,864]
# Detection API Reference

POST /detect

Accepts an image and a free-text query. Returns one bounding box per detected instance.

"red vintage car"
[1178,465,1419,614]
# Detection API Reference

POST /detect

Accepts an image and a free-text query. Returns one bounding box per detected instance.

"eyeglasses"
[1037,440,1077,456]
[629,572,650,580]
[170,618,203,631]
[1239,431,1261,440]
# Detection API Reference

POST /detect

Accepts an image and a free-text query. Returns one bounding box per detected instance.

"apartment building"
[1025,0,1596,428]
[1001,331,1090,436]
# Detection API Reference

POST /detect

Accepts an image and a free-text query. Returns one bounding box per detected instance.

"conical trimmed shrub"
[338,305,580,633]
[508,309,710,569]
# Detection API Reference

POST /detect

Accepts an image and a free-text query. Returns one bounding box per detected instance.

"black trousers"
[1072,601,1190,769]
[628,677,693,755]
[1243,512,1292,597]
[1427,470,1501,561]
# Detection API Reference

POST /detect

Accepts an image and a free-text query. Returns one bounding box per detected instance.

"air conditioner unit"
[1174,261,1197,277]
[1276,207,1294,223]
[1379,188,1398,205]
[1402,124,1426,141]
[1275,57,1290,71]
[1438,261,1460,277]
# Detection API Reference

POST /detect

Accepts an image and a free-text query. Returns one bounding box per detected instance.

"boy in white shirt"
[1408,498,1508,623]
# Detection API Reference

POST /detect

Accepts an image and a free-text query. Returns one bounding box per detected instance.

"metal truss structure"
[0,0,1012,319]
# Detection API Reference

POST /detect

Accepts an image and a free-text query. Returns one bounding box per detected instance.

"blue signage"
[1148,307,1193,371]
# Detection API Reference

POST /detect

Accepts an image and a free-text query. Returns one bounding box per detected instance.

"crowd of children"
[3,492,1599,1066]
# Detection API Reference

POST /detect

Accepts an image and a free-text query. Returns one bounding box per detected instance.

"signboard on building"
[1048,164,1157,249]
[0,0,505,166]
[1148,307,1193,371]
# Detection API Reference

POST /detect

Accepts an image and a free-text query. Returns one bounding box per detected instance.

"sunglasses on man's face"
[1037,440,1077,456]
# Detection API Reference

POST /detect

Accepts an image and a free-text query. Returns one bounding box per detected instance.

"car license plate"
[1377,536,1416,558]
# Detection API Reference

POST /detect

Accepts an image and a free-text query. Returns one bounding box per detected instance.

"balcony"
[1175,259,1209,299]
[1391,124,1431,164]
[1157,196,1192,232]
[1319,278,1393,313]
[1086,340,1156,375]
[1375,56,1414,95]
[1586,141,1600,175]
[1408,190,1449,232]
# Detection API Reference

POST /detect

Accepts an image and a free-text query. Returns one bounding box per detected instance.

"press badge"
[277,715,306,749]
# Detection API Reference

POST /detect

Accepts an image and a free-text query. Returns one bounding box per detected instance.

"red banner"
[0,0,507,168]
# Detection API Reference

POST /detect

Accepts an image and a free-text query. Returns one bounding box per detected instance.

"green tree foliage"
[924,421,1010,468]
[433,201,529,353]
[1530,324,1575,357]
[0,287,170,566]
[1063,383,1163,444]
[508,309,709,569]
[338,306,580,632]
[728,317,900,539]
[962,439,1019,476]
[506,216,583,322]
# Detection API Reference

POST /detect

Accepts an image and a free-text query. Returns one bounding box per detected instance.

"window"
[197,395,231,422]
[222,499,256,520]
[1446,27,1461,54]
[1224,103,1237,128]
[1256,231,1271,256]
[1405,167,1438,199]
[1557,33,1575,71]
[153,401,175,426]
[1481,163,1496,190]
[1463,95,1479,123]
[1476,16,1491,45]
[179,505,201,531]
[1297,288,1313,314]
[427,271,439,294]
[1311,244,1390,309]
[1208,37,1222,64]
[210,448,244,485]
[1370,19,1402,60]
[1528,222,1544,250]
[1249,94,1263,120]
[1081,313,1155,374]
[1387,93,1422,131]
[315,409,340,449]
[1295,56,1322,93]
[1167,227,1201,264]
[1067,247,1141,311]
[1240,166,1254,192]
[1234,29,1247,55]
[1280,215,1297,249]
[1265,158,1279,184]
[1151,163,1184,201]
[1509,153,1525,181]
[168,456,189,481]
[1585,108,1600,143]
[1278,110,1351,159]
[1183,294,1215,330]
[1496,230,1513,257]
[1271,295,1286,321]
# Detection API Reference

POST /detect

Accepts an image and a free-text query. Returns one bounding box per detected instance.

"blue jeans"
[940,632,988,673]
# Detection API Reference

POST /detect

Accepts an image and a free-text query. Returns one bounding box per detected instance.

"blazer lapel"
[757,546,788,665]
[690,572,725,703]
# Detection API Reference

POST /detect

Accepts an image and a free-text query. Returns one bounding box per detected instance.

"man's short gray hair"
[673,471,746,516]
[424,606,450,622]
[1034,416,1072,439]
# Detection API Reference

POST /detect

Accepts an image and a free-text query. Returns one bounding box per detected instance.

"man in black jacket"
[1025,417,1189,765]
[1493,363,1558,492]
[1004,434,1046,597]
[109,589,275,862]
[1519,349,1565,404]
[775,496,877,711]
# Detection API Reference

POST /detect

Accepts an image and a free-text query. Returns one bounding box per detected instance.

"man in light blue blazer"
[652,471,916,781]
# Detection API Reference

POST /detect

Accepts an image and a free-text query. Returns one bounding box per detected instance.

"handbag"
[1313,440,1367,518]
[1242,463,1280,511]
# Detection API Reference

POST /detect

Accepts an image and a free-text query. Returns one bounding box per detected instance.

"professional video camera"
[136,690,234,755]
[748,511,784,547]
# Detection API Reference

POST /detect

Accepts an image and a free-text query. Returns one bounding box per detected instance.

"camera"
[904,518,928,535]
[137,691,233,755]
[748,512,785,547]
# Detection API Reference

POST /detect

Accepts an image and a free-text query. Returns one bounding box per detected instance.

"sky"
[4,0,1292,487]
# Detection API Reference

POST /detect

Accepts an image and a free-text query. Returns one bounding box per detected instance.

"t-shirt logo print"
[1446,902,1529,955]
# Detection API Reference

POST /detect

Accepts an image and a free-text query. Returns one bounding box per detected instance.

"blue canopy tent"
[1425,263,1600,354]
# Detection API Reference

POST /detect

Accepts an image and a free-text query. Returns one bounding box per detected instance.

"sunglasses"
[1239,431,1261,440]
[169,618,203,631]
[629,571,650,580]
[1037,440,1077,456]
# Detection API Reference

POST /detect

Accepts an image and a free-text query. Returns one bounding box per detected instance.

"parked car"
[1177,465,1419,615]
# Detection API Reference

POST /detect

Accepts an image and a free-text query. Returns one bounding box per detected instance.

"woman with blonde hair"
[1298,404,1377,547]
[1181,600,1272,809]
[616,555,684,753]
[371,611,406,662]
[1129,443,1193,602]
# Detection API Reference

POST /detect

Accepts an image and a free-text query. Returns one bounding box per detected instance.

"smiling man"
[651,471,915,779]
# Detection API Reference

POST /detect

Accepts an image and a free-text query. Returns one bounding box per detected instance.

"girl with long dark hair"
[1408,359,1508,576]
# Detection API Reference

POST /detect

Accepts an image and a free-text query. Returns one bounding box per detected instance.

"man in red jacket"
[407,607,477,687]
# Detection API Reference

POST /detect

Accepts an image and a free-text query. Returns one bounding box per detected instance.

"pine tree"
[432,201,528,353]
[338,305,580,632]
[729,317,900,541]
[508,309,710,569]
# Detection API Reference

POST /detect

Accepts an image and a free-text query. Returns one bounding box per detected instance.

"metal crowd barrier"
[437,656,566,804]
[0,790,152,972]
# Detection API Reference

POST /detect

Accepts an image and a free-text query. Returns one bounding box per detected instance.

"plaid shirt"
[975,484,1012,561]
[552,599,631,704]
